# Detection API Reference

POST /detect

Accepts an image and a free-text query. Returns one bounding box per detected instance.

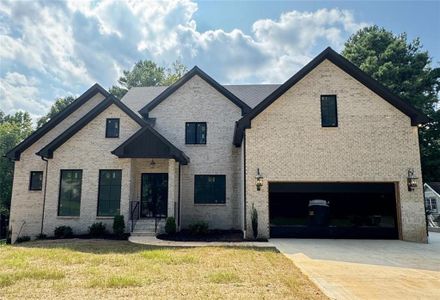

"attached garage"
[269,182,399,239]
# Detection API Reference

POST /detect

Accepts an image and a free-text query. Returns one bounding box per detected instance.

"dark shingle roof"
[428,182,440,195]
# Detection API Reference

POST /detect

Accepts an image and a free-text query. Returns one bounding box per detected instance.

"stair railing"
[129,201,140,232]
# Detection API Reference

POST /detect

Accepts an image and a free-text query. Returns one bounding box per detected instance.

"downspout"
[243,132,247,239]
[178,163,181,230]
[40,155,49,236]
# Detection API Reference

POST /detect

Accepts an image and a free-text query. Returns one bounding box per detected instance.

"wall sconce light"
[150,159,156,168]
[256,168,263,191]
[407,168,418,191]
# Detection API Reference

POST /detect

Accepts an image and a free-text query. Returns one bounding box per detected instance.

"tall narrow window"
[29,171,43,191]
[194,175,226,204]
[321,95,338,127]
[97,170,122,216]
[58,170,82,216]
[106,118,120,138]
[185,122,207,144]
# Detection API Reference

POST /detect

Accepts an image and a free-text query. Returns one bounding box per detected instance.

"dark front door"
[141,173,168,218]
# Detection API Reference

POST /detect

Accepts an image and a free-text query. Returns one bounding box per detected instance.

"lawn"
[0,239,326,299]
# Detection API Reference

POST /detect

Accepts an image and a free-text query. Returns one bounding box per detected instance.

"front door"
[140,173,168,218]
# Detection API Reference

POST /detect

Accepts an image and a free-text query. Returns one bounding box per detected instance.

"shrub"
[89,222,106,237]
[54,226,73,239]
[37,233,47,240]
[251,204,258,239]
[165,217,176,235]
[16,236,31,243]
[113,215,125,236]
[188,221,208,235]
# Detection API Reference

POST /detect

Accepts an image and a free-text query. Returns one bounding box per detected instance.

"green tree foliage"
[0,110,33,214]
[343,26,440,181]
[37,96,75,128]
[109,60,187,98]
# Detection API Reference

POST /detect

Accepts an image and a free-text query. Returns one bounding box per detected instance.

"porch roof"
[111,125,189,165]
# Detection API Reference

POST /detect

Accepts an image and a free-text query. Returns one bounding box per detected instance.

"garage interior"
[269,182,399,239]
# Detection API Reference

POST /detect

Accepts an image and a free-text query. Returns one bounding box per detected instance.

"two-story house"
[7,48,429,243]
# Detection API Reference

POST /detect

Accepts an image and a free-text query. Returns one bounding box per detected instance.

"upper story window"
[106,118,120,138]
[426,198,438,212]
[185,122,207,144]
[194,175,226,204]
[321,95,338,127]
[29,171,43,191]
[58,170,82,217]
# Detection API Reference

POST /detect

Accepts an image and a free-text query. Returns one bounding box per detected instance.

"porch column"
[168,159,179,219]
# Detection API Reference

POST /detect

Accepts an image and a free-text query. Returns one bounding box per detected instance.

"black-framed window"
[106,118,120,138]
[58,170,82,216]
[29,171,43,191]
[321,95,338,127]
[185,122,207,144]
[97,170,122,216]
[194,175,226,204]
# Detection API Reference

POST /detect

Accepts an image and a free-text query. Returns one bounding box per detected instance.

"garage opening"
[269,182,399,239]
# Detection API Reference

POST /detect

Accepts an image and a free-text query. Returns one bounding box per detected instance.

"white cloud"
[0,0,368,120]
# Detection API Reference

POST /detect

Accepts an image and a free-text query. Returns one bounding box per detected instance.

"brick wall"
[244,59,426,242]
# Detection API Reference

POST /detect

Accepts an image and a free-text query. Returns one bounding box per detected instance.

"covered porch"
[112,125,189,233]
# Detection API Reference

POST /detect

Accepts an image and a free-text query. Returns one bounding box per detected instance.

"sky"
[0,0,439,122]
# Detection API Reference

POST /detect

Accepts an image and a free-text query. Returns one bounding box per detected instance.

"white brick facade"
[244,60,426,242]
[8,58,427,243]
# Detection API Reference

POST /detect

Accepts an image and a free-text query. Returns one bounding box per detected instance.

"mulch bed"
[157,230,267,242]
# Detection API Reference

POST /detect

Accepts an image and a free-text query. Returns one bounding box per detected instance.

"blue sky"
[0,0,439,121]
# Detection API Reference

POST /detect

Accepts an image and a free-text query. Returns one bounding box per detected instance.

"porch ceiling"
[111,125,189,164]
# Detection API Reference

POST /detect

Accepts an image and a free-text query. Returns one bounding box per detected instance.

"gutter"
[40,155,49,236]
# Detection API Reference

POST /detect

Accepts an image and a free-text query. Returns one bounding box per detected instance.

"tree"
[37,96,75,128]
[343,26,440,181]
[109,60,187,98]
[0,111,33,214]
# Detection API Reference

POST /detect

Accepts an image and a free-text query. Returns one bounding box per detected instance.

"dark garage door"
[269,182,399,239]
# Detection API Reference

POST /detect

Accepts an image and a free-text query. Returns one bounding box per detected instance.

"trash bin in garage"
[308,199,330,226]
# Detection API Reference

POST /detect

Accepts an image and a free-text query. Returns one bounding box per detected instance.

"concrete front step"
[131,219,166,236]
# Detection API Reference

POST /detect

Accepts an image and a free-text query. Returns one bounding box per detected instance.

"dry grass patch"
[0,239,326,299]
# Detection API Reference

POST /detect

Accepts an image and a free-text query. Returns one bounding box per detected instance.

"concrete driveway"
[271,233,440,300]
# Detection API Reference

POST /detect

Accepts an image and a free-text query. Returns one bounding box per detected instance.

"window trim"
[29,171,43,191]
[185,122,207,144]
[320,95,338,127]
[194,174,226,204]
[97,169,122,217]
[58,169,83,217]
[105,118,120,138]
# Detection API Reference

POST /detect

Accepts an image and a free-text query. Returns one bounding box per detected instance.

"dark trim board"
[37,95,146,159]
[138,66,251,117]
[6,84,110,160]
[233,47,430,146]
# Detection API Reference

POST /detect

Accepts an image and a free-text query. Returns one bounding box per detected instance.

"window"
[321,95,338,127]
[29,171,43,191]
[426,198,438,212]
[185,122,207,144]
[106,118,120,138]
[97,170,122,216]
[58,170,82,216]
[194,175,226,204]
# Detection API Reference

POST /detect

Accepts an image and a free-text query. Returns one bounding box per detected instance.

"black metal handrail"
[129,201,140,232]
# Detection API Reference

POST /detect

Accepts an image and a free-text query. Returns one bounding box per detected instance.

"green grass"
[0,239,326,299]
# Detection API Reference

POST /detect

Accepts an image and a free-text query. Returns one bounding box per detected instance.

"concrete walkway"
[271,233,440,300]
[129,235,275,248]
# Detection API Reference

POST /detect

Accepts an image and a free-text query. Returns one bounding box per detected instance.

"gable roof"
[425,182,440,197]
[138,66,252,117]
[6,83,110,160]
[233,47,430,146]
[111,125,189,164]
[37,95,146,159]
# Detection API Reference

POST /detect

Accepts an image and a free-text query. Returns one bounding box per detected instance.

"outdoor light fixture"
[407,168,418,191]
[256,168,263,191]
[150,159,156,168]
